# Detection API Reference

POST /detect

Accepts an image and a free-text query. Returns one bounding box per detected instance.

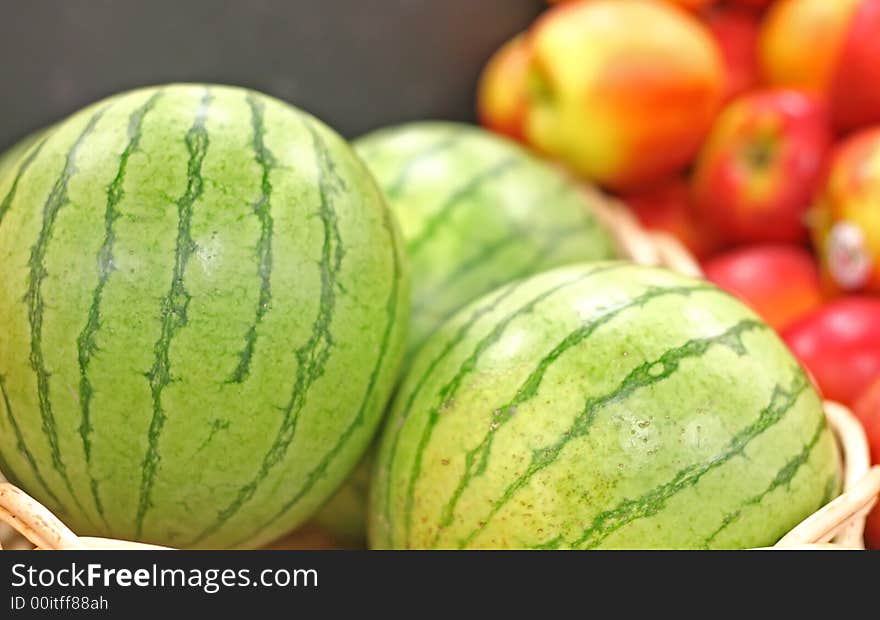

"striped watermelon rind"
[0,84,410,549]
[370,262,841,550]
[354,122,619,358]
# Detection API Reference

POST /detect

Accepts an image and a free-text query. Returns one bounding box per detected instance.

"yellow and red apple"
[760,0,880,132]
[477,34,531,142]
[691,89,832,244]
[524,0,724,190]
[811,126,880,295]
[703,244,823,331]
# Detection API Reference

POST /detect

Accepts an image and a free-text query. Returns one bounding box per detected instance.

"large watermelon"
[0,84,409,549]
[354,122,618,357]
[371,262,841,549]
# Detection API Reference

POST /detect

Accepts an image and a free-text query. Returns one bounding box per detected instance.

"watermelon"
[0,84,409,549]
[354,122,618,358]
[370,262,841,549]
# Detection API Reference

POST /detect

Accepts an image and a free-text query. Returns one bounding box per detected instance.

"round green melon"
[0,84,409,549]
[354,122,618,358]
[370,262,841,550]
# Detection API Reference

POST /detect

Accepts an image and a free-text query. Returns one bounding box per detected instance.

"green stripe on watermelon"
[0,136,49,228]
[567,372,809,549]
[187,117,346,546]
[372,263,840,549]
[370,277,526,546]
[354,122,619,360]
[136,89,212,538]
[398,262,629,548]
[0,374,65,511]
[77,90,163,528]
[454,318,776,549]
[409,221,596,334]
[233,185,408,549]
[703,414,826,548]
[383,129,464,200]
[227,93,277,384]
[433,283,720,545]
[25,105,110,530]
[370,263,624,548]
[404,156,521,257]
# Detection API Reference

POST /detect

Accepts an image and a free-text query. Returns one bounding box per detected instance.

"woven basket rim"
[1,198,877,550]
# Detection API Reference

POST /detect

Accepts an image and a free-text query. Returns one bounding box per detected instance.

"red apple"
[831,0,880,132]
[703,6,761,101]
[622,177,725,260]
[703,245,824,331]
[782,297,880,406]
[854,379,880,549]
[691,89,832,244]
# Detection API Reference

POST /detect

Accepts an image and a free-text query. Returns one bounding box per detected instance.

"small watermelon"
[0,84,409,549]
[371,262,840,549]
[354,122,618,358]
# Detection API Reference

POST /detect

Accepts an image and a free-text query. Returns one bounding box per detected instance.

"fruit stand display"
[1,0,879,551]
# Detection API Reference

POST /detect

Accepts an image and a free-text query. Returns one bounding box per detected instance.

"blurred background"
[0,0,543,149]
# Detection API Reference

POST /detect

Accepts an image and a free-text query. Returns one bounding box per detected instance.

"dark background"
[0,0,544,150]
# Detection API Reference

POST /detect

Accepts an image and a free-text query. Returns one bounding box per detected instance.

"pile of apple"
[477,0,880,547]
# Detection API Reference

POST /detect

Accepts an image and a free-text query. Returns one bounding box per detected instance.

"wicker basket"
[1,198,878,551]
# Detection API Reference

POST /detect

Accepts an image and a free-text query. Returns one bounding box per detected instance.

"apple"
[691,89,832,244]
[810,127,880,295]
[853,379,880,549]
[477,34,531,141]
[621,177,725,260]
[703,5,761,101]
[782,297,880,407]
[760,0,880,132]
[703,245,823,331]
[524,0,724,190]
